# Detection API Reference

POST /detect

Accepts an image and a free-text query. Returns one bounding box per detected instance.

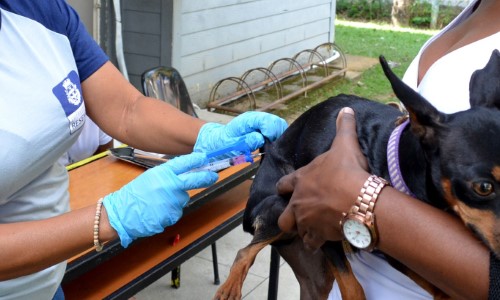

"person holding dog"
[277,0,499,299]
[0,1,288,299]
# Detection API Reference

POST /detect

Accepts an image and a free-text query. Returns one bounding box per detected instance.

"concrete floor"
[134,226,300,300]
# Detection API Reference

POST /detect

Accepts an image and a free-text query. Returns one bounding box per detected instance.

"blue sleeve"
[0,0,109,81]
[55,0,109,81]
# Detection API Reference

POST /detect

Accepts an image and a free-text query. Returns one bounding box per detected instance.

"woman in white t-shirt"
[277,0,499,299]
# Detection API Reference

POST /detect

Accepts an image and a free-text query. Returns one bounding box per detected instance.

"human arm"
[82,62,204,155]
[1,61,287,280]
[0,200,117,280]
[0,152,216,280]
[82,62,287,155]
[276,107,489,300]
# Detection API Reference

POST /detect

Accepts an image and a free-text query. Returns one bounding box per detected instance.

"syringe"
[187,153,263,173]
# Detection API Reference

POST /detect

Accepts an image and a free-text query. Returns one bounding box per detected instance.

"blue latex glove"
[194,111,288,154]
[103,152,218,248]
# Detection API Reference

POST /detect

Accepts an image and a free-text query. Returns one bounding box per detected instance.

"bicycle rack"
[207,42,347,114]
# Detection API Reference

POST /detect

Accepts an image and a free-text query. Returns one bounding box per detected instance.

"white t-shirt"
[58,117,112,166]
[0,1,108,299]
[330,1,500,299]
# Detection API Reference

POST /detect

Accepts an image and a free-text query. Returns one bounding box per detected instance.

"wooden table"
[62,155,259,299]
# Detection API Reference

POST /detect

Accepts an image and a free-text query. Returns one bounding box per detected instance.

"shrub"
[336,0,464,29]
[337,0,392,22]
[409,1,464,28]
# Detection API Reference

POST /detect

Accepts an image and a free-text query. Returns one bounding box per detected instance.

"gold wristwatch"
[340,175,389,251]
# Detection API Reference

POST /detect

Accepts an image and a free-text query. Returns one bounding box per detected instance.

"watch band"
[341,174,390,251]
[351,175,389,218]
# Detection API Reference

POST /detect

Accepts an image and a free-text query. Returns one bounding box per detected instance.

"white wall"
[172,0,336,106]
[66,0,337,107]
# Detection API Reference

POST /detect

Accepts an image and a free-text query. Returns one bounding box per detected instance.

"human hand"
[103,152,218,248]
[194,111,288,154]
[277,107,371,250]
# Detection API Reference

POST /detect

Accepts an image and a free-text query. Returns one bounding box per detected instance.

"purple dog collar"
[387,119,415,197]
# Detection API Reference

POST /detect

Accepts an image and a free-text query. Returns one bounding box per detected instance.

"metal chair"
[141,66,198,118]
[141,66,220,287]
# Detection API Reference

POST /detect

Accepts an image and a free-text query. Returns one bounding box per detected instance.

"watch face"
[342,219,372,249]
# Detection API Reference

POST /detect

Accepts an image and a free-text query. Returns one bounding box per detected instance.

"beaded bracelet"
[93,198,104,252]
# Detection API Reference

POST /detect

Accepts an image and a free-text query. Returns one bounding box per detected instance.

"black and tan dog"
[213,50,500,300]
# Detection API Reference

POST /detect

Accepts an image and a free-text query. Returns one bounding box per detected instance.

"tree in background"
[391,0,414,26]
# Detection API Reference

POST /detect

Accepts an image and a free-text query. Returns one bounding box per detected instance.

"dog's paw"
[213,281,243,300]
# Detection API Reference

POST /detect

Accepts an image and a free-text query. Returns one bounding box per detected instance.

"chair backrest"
[141,66,198,118]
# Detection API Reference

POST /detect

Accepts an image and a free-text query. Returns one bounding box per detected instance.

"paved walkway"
[135,227,300,299]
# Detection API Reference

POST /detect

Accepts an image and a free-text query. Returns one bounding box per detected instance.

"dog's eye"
[472,181,494,196]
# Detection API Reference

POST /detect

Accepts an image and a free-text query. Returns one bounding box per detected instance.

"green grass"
[334,20,436,77]
[270,20,436,121]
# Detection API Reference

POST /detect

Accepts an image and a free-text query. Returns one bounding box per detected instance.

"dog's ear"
[379,55,445,146]
[469,49,500,110]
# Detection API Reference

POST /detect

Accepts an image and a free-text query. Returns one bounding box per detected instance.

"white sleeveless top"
[403,3,500,113]
[330,1,500,299]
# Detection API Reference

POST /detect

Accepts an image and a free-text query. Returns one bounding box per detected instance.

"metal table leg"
[268,246,280,300]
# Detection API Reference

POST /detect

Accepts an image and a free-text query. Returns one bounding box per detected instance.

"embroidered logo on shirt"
[62,78,82,105]
[53,71,86,134]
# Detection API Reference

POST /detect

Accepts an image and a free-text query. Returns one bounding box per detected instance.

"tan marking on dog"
[492,166,500,182]
[441,179,459,209]
[454,203,498,252]
[327,246,365,300]
[253,216,264,231]
[213,232,284,300]
[441,178,499,254]
[408,113,426,138]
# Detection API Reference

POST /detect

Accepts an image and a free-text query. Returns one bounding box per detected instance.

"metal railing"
[207,42,347,114]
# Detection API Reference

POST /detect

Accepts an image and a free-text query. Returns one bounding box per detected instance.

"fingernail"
[341,107,354,115]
